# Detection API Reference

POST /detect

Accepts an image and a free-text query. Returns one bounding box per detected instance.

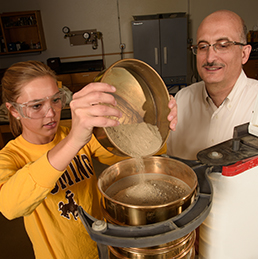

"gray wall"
[1,0,258,81]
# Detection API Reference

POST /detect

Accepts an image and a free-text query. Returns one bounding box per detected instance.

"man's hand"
[167,95,177,131]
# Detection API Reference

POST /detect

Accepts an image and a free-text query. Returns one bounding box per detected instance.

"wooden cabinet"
[57,71,100,93]
[243,59,258,80]
[56,74,72,88]
[0,10,46,55]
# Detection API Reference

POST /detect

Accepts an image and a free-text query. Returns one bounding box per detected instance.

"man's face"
[196,13,250,90]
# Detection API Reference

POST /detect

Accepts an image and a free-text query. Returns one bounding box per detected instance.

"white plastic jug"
[199,155,258,259]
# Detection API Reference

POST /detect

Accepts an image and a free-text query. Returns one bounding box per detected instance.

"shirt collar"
[226,70,247,102]
[203,85,216,109]
[202,70,246,109]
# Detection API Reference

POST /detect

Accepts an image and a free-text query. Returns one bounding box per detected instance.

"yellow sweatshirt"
[0,126,125,259]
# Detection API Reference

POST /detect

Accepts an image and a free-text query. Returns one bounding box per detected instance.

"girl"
[0,60,177,259]
[0,60,124,259]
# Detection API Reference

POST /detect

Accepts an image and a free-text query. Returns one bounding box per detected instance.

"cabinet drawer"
[71,71,99,84]
[56,74,72,87]
[68,85,86,93]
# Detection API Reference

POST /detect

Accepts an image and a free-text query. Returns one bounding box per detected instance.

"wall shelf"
[0,10,46,55]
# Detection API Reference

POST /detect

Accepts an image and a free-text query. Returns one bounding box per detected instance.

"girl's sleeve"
[0,152,63,220]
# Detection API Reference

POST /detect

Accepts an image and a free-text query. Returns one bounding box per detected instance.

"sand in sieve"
[106,122,162,158]
[106,122,162,175]
[106,122,174,204]
[106,173,191,206]
[106,123,190,206]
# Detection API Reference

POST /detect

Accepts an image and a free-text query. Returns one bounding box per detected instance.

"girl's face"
[13,76,62,144]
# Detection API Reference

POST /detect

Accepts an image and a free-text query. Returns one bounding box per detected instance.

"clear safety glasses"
[11,91,67,119]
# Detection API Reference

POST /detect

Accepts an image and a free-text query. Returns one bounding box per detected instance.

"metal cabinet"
[132,15,187,93]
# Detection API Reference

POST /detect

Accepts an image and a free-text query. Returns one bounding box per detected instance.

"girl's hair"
[1,60,57,137]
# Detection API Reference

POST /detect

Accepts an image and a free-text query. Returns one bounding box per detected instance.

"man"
[166,10,258,257]
[167,10,258,160]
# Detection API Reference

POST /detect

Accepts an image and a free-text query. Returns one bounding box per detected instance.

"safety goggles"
[11,91,66,119]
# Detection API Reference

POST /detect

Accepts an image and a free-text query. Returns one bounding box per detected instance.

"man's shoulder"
[246,76,258,87]
[175,81,205,99]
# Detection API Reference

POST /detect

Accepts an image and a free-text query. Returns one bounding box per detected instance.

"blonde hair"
[1,60,57,137]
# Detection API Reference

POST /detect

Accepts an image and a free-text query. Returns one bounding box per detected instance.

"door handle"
[163,47,167,64]
[155,48,158,65]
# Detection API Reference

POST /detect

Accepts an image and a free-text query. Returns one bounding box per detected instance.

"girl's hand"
[68,82,122,148]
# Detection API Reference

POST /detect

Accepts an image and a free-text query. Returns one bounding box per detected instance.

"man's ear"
[5,102,20,119]
[242,44,252,65]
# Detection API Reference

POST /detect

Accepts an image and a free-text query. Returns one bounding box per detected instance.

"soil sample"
[106,122,162,157]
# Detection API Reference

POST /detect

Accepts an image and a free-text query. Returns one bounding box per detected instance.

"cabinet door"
[160,17,187,78]
[132,20,160,73]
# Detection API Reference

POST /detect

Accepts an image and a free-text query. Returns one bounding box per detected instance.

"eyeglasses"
[191,40,246,55]
[11,91,67,119]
